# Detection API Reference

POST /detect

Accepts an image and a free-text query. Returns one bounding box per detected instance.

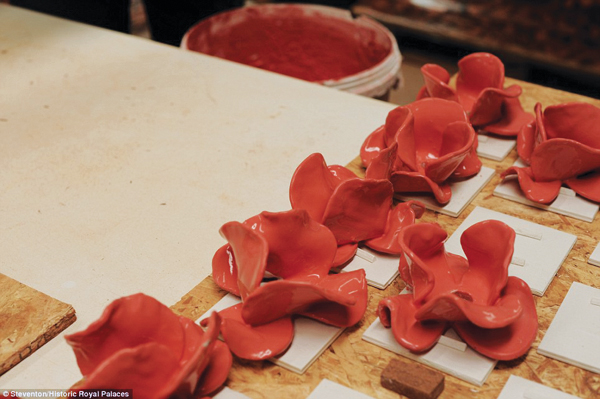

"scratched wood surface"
[0,273,76,376]
[170,80,600,398]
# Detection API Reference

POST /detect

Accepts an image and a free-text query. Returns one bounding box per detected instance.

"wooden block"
[0,273,76,376]
[381,359,444,399]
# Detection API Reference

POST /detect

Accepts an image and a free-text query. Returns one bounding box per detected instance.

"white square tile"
[476,133,515,161]
[198,294,343,374]
[538,282,600,374]
[213,387,251,399]
[362,318,496,386]
[498,375,580,399]
[397,166,495,218]
[588,243,600,267]
[336,247,399,289]
[493,160,599,223]
[444,207,577,296]
[306,379,374,399]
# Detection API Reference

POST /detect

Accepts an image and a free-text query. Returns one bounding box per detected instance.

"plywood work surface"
[170,80,600,398]
[0,274,76,376]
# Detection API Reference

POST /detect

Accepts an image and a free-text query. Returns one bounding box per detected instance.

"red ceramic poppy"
[505,102,600,203]
[289,153,394,262]
[212,209,338,296]
[65,294,231,399]
[379,220,537,360]
[418,52,533,137]
[361,98,480,204]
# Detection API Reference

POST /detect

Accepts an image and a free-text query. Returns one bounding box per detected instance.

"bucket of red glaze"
[182,4,401,100]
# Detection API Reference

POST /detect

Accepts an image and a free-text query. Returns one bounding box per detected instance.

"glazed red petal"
[298,270,368,327]
[241,270,366,327]
[502,166,562,204]
[469,85,520,127]
[360,125,387,169]
[451,144,482,179]
[365,201,425,255]
[420,63,457,102]
[544,102,600,148]
[456,53,505,112]
[378,294,447,352]
[483,96,535,137]
[565,170,600,202]
[332,243,358,267]
[212,244,241,297]
[460,220,514,303]
[387,106,418,171]
[516,120,537,164]
[365,142,397,180]
[454,277,538,361]
[244,210,337,279]
[65,294,185,376]
[195,340,233,397]
[290,153,342,222]
[414,292,522,328]
[390,171,452,204]
[530,138,600,182]
[217,303,293,360]
[72,342,181,398]
[423,121,477,183]
[219,222,268,300]
[322,178,393,245]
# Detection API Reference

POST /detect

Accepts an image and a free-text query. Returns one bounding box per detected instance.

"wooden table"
[170,80,600,399]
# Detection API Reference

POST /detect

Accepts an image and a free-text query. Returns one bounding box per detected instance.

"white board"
[497,375,581,399]
[336,247,399,289]
[476,133,515,161]
[538,282,600,374]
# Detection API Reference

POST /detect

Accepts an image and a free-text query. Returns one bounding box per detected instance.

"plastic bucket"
[181,4,401,100]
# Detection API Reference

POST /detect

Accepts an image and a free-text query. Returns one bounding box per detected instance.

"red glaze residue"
[184,5,391,82]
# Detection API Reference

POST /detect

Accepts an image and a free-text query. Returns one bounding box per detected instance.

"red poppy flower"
[360,98,480,204]
[378,220,537,360]
[417,52,533,136]
[503,102,600,204]
[65,294,231,399]
[210,209,368,360]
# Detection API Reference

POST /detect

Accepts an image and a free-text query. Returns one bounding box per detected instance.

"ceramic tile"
[588,243,600,267]
[397,166,495,217]
[362,318,496,386]
[444,206,577,296]
[198,294,344,374]
[493,160,599,222]
[476,133,515,161]
[537,282,600,374]
[213,387,251,399]
[497,375,580,399]
[335,247,399,289]
[306,379,374,399]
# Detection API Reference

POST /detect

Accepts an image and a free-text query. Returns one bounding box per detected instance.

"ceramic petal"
[390,171,452,205]
[365,142,398,180]
[219,221,268,300]
[530,138,600,182]
[566,170,600,202]
[543,102,600,147]
[419,63,457,102]
[501,166,562,204]
[290,153,352,222]
[365,200,425,254]
[243,209,337,279]
[360,125,386,168]
[209,303,293,360]
[455,52,505,112]
[483,96,535,137]
[387,106,417,171]
[454,277,538,361]
[241,269,367,328]
[212,244,241,297]
[378,294,447,352]
[322,178,394,245]
[468,85,520,127]
[332,243,358,267]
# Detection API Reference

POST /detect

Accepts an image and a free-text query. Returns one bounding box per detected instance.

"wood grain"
[0,274,76,376]
[170,81,600,398]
